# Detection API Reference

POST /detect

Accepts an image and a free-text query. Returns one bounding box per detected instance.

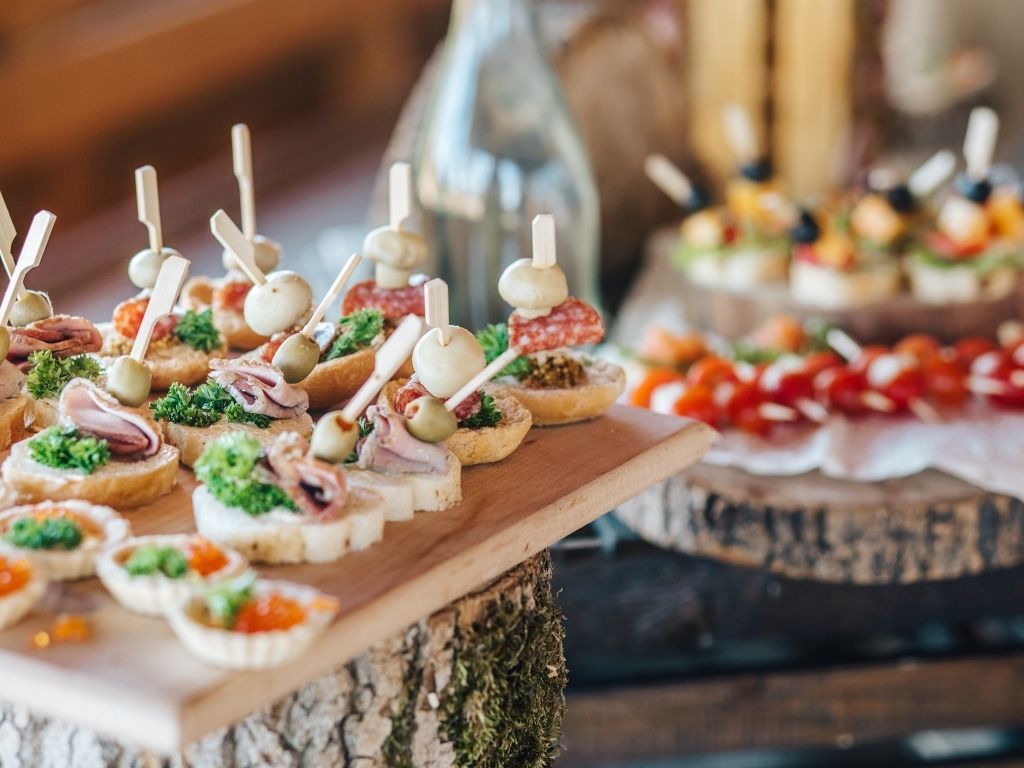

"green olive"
[404,396,458,443]
[128,249,168,289]
[0,326,10,361]
[310,411,359,464]
[105,356,152,407]
[272,333,320,384]
[9,290,53,327]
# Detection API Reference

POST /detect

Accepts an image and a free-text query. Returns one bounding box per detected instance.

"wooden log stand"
[0,552,564,768]
[617,463,1024,585]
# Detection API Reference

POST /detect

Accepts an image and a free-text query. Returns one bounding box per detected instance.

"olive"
[0,326,10,361]
[105,356,152,407]
[740,157,773,183]
[222,235,282,274]
[885,183,916,214]
[129,248,174,290]
[243,271,313,336]
[954,174,992,204]
[404,396,458,443]
[9,290,53,327]
[272,333,320,384]
[310,411,359,463]
[789,209,821,244]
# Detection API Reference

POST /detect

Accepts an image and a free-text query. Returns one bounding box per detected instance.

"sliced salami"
[393,377,482,423]
[342,280,425,321]
[508,297,604,354]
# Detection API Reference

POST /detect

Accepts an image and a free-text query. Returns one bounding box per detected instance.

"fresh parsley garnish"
[5,516,82,551]
[29,426,110,474]
[205,572,256,628]
[174,309,222,352]
[475,324,532,379]
[194,433,296,516]
[150,380,269,428]
[25,350,103,399]
[124,545,189,579]
[343,416,374,464]
[459,392,502,429]
[324,308,383,361]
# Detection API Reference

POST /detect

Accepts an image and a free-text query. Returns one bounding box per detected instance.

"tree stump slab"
[615,464,1024,584]
[0,553,566,768]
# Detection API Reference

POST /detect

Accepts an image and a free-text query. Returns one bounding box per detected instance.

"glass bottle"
[413,0,600,329]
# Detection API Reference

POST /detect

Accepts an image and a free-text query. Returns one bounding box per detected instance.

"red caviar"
[187,537,229,578]
[233,594,307,634]
[0,556,30,597]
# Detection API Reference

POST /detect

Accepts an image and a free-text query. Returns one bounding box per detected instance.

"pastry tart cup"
[166,579,338,670]
[97,534,247,617]
[0,501,129,581]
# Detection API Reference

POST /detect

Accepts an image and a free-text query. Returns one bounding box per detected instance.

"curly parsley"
[475,323,532,379]
[324,308,383,361]
[459,392,502,429]
[5,516,83,550]
[25,350,103,399]
[150,380,269,428]
[123,545,188,579]
[194,433,296,516]
[174,309,222,352]
[29,426,110,474]
[205,572,256,628]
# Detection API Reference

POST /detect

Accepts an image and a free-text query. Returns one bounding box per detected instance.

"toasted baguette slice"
[346,470,415,521]
[97,322,224,390]
[380,381,532,465]
[192,484,386,564]
[347,449,461,518]
[161,414,314,468]
[492,353,625,427]
[0,395,28,450]
[297,345,378,409]
[1,440,179,508]
[181,275,270,350]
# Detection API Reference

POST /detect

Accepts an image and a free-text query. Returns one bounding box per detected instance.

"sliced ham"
[392,377,482,423]
[59,378,161,457]
[264,433,347,520]
[209,358,309,419]
[357,405,450,475]
[8,315,103,366]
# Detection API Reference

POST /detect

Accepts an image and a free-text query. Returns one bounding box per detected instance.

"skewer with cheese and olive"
[475,214,624,427]
[0,191,53,327]
[126,165,184,291]
[908,107,1021,303]
[221,123,282,275]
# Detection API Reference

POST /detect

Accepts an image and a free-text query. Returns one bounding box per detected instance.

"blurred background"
[8,0,1024,766]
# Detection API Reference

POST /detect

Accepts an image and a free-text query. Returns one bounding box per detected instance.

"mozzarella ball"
[498,258,568,314]
[221,235,282,274]
[106,356,152,407]
[363,227,428,271]
[9,290,53,327]
[412,326,485,399]
[243,271,312,336]
[129,248,179,290]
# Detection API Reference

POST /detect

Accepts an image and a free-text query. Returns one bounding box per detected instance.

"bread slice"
[297,345,377,409]
[790,260,900,309]
[380,381,532,466]
[0,395,28,450]
[345,470,415,521]
[346,448,461,518]
[161,414,314,467]
[1,439,179,508]
[492,354,626,427]
[192,484,386,564]
[97,322,224,390]
[181,276,270,351]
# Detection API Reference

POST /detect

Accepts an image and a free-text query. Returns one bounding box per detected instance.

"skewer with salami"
[477,214,625,426]
[382,279,532,465]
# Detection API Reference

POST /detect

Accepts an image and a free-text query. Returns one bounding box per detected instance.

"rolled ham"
[210,358,309,419]
[264,433,347,520]
[59,378,161,458]
[8,315,103,367]
[357,405,450,475]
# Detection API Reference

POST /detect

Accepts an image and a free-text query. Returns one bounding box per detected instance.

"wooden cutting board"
[0,405,713,753]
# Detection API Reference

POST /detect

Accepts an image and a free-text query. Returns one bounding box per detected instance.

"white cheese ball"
[412,326,485,399]
[498,258,568,316]
[243,271,312,336]
[363,227,428,288]
[221,235,282,274]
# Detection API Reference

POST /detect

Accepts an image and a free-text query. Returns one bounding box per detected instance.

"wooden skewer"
[908,398,941,424]
[232,124,257,241]
[795,397,829,423]
[722,103,759,163]
[643,154,693,206]
[389,162,412,232]
[0,212,55,327]
[963,106,999,181]
[446,347,520,413]
[861,390,897,413]
[130,255,189,361]
[825,328,862,363]
[907,149,956,199]
[0,190,26,300]
[300,253,360,337]
[135,165,163,254]
[967,376,1009,396]
[1009,370,1024,389]
[340,314,424,423]
[424,278,450,346]
[210,210,266,285]
[532,214,557,270]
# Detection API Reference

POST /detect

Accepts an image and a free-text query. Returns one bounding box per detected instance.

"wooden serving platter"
[0,405,712,753]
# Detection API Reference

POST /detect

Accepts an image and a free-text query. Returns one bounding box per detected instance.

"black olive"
[740,157,773,183]
[886,183,916,214]
[789,210,820,244]
[685,184,710,212]
[954,174,992,204]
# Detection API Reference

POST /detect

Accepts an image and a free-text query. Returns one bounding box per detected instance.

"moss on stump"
[0,552,566,768]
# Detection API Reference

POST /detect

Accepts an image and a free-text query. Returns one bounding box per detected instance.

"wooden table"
[0,406,712,763]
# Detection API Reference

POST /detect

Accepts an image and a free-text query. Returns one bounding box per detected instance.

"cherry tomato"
[816,368,868,415]
[803,351,843,378]
[954,337,996,369]
[881,368,926,410]
[672,386,720,428]
[687,356,738,389]
[213,280,251,312]
[630,369,684,409]
[979,355,1024,408]
[850,345,889,374]
[261,332,288,363]
[760,359,814,407]
[894,334,941,365]
[923,358,968,408]
[749,315,807,354]
[723,382,771,436]
[112,297,177,340]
